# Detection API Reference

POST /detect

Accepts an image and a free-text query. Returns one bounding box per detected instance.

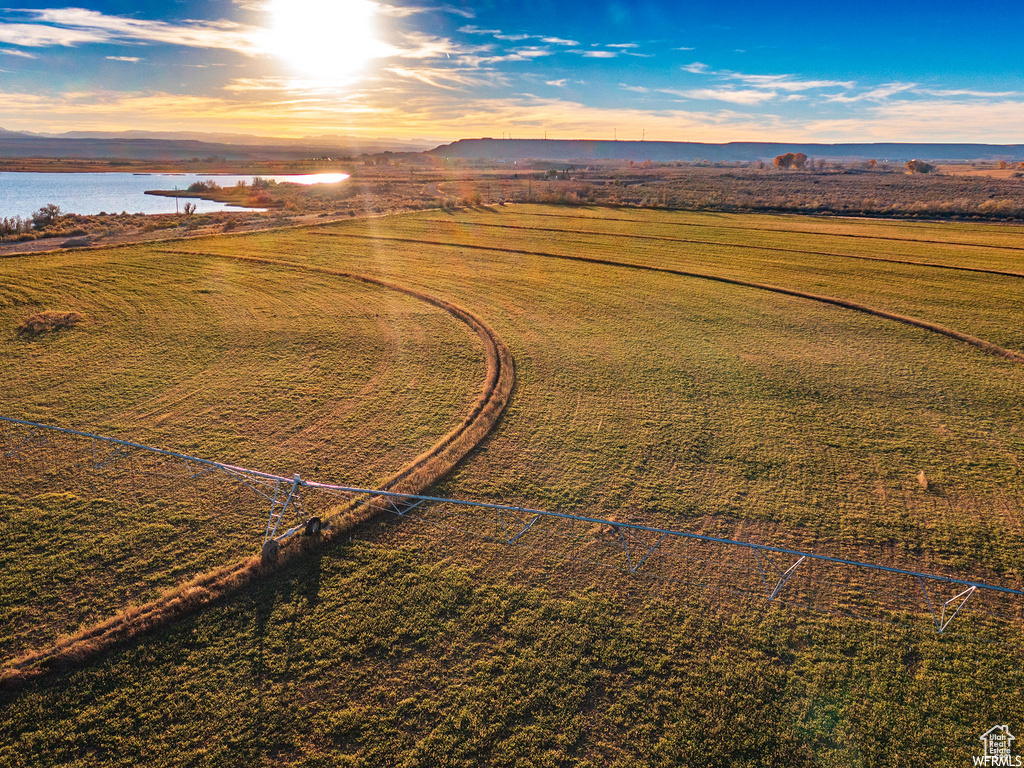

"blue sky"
[1,0,1022,142]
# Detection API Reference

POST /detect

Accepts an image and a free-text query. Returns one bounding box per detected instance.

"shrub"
[17,310,84,336]
[31,203,62,230]
[906,159,936,174]
[186,180,221,192]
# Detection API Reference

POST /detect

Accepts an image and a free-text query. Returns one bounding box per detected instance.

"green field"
[1,204,1023,765]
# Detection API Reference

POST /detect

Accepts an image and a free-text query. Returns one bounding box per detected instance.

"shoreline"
[5,200,1024,261]
[0,158,352,175]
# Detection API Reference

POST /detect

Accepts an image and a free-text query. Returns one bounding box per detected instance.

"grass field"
[1,203,1023,765]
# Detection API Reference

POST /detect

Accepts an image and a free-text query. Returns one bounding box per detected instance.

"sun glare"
[263,0,387,82]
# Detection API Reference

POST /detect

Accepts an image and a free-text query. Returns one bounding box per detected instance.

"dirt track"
[317,231,1024,365]
[0,254,516,689]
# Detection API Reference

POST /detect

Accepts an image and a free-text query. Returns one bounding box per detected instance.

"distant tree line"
[0,216,31,238]
[1,203,64,240]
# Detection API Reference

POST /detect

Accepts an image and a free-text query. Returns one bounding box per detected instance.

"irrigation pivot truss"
[2,416,1022,635]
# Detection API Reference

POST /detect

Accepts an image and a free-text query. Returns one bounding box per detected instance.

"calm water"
[0,172,349,219]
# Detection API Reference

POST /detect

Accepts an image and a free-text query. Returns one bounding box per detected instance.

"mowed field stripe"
[0,251,515,689]
[318,231,1024,365]
[509,208,1024,253]
[414,218,1024,280]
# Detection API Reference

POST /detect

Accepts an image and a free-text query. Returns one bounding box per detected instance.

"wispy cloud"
[683,61,851,91]
[661,87,777,105]
[826,82,916,103]
[0,22,111,48]
[1,47,37,58]
[460,26,582,51]
[730,73,854,91]
[391,30,487,60]
[106,55,141,62]
[223,76,301,92]
[620,83,650,93]
[581,50,617,58]
[4,7,257,52]
[377,3,474,19]
[436,5,476,19]
[474,46,556,64]
[606,43,638,49]
[384,64,509,89]
[458,25,502,36]
[914,87,1020,98]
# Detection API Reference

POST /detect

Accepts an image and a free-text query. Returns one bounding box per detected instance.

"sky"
[1,0,1023,143]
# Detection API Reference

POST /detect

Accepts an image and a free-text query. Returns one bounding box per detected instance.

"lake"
[0,172,350,219]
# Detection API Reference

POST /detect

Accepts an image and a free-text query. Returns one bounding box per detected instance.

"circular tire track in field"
[0,253,515,689]
[505,208,1024,255]
[319,231,1024,365]
[414,218,1024,280]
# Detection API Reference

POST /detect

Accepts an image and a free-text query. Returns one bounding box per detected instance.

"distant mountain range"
[0,128,433,161]
[428,138,1024,163]
[2,129,1023,163]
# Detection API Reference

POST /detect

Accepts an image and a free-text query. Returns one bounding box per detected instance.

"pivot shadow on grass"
[248,537,327,759]
[0,533,335,766]
[251,538,326,685]
[0,533,329,708]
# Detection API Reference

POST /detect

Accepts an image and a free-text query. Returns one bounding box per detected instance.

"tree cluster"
[187,180,222,192]
[0,216,31,239]
[906,159,936,174]
[31,203,63,229]
[773,152,808,170]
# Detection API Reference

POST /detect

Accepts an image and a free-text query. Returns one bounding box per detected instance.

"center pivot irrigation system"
[2,416,1023,634]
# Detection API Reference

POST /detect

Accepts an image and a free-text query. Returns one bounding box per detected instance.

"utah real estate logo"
[976,726,1020,767]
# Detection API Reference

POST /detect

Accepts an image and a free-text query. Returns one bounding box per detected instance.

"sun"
[262,0,389,81]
